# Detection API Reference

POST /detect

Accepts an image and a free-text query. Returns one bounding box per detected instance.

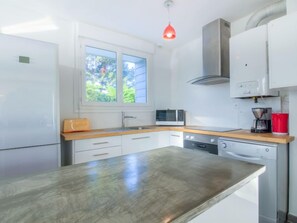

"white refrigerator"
[0,34,60,179]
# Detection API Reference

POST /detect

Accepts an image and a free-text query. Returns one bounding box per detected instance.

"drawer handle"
[132,136,150,140]
[171,135,180,137]
[93,153,109,157]
[93,142,109,145]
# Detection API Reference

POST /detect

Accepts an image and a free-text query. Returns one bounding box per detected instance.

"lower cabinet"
[64,131,184,165]
[64,136,122,165]
[170,131,184,147]
[156,131,170,148]
[122,132,158,155]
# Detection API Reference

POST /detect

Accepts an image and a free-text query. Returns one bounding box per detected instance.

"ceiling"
[7,0,281,49]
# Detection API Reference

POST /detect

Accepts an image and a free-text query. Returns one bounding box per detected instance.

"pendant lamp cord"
[164,0,172,24]
[167,6,171,24]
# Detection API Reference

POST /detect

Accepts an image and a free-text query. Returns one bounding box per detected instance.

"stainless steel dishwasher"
[218,137,288,223]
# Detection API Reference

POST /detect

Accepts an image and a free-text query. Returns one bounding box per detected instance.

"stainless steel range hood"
[189,19,231,85]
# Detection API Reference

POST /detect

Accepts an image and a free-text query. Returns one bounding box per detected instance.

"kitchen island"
[0,147,265,223]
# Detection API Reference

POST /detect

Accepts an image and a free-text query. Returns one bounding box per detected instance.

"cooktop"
[185,126,241,132]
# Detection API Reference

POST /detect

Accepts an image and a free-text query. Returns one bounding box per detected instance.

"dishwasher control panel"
[218,138,277,160]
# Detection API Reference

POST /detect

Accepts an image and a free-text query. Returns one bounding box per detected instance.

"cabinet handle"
[93,153,109,157]
[93,142,109,145]
[132,136,150,140]
[171,134,180,137]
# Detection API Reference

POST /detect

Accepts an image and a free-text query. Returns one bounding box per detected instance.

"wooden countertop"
[0,147,265,223]
[61,126,294,144]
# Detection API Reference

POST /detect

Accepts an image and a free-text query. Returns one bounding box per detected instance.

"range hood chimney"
[189,18,231,85]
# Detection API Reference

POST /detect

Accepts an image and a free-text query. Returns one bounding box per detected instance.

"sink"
[124,126,153,130]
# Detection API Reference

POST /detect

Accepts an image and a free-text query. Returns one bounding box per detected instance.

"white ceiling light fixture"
[163,0,176,40]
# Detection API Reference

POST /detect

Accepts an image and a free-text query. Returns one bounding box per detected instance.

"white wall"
[0,3,172,130]
[154,47,172,110]
[287,0,297,217]
[170,18,281,129]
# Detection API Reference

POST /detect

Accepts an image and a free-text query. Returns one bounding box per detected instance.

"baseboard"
[278,211,287,223]
[288,214,297,223]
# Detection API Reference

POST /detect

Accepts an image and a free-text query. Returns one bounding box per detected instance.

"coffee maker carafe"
[251,107,272,133]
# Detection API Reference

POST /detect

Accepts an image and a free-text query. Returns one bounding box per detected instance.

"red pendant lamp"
[163,0,176,40]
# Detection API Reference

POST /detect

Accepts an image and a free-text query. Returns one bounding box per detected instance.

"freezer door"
[0,34,59,150]
[0,144,60,179]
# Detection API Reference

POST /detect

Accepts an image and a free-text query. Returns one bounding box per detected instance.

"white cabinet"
[63,130,185,165]
[230,25,278,98]
[74,146,121,164]
[189,178,259,223]
[74,136,121,152]
[122,132,157,155]
[156,131,170,148]
[268,12,297,89]
[65,136,122,165]
[170,131,183,147]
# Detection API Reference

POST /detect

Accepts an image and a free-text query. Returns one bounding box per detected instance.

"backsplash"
[234,96,281,129]
[79,111,155,129]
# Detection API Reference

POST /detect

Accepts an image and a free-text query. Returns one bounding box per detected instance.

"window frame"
[78,38,153,111]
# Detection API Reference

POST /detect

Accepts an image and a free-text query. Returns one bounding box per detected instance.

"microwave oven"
[156,110,185,126]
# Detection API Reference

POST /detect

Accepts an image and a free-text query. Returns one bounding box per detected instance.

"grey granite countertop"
[0,146,265,223]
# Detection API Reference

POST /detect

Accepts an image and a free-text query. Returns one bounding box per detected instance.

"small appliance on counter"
[272,113,289,135]
[156,109,185,126]
[251,107,272,133]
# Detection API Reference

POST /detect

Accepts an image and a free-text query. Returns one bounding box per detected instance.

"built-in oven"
[156,109,185,126]
[183,133,218,155]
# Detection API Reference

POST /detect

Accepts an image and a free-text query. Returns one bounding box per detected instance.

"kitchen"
[0,0,297,222]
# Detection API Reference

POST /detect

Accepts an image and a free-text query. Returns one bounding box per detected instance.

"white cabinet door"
[74,146,122,164]
[268,12,297,89]
[230,25,277,98]
[122,133,157,155]
[74,136,121,152]
[170,131,183,147]
[155,131,170,148]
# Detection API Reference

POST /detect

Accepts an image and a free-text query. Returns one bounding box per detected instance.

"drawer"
[74,136,121,152]
[74,146,122,164]
[122,133,156,155]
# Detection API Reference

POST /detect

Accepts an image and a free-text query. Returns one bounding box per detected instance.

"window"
[122,54,147,103]
[80,39,149,109]
[85,47,117,103]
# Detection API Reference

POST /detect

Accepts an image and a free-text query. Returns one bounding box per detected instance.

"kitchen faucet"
[122,112,136,128]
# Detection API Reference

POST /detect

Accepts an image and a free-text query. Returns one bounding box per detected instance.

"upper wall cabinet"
[268,12,297,89]
[230,25,278,98]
